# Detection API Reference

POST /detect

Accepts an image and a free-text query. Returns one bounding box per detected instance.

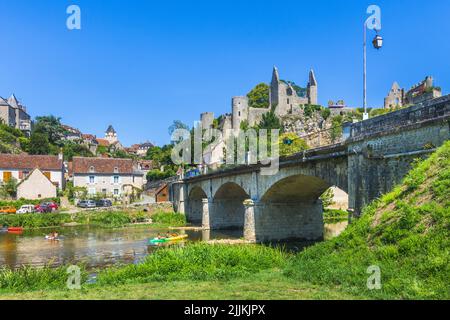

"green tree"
[247,83,270,109]
[33,115,66,145]
[257,111,282,131]
[279,132,309,157]
[29,132,51,155]
[62,141,94,161]
[18,137,30,152]
[0,177,18,199]
[320,187,335,208]
[169,120,190,138]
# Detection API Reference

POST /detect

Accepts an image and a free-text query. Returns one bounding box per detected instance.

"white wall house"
[72,157,144,198]
[0,154,64,197]
[16,169,57,200]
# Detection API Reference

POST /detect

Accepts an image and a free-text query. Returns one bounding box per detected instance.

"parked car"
[41,201,59,212]
[17,205,36,214]
[96,199,113,208]
[35,204,52,213]
[0,206,17,215]
[78,200,96,208]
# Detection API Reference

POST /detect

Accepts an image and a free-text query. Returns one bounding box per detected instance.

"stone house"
[0,154,65,191]
[0,94,32,136]
[16,169,57,200]
[72,157,144,198]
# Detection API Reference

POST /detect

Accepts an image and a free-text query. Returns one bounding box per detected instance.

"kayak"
[0,228,8,233]
[8,227,23,232]
[148,234,188,244]
[45,235,60,241]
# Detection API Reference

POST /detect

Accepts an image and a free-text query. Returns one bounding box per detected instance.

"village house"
[0,154,65,198]
[16,169,58,200]
[72,157,144,199]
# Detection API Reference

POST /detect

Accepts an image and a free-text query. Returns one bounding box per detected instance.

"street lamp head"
[372,34,383,49]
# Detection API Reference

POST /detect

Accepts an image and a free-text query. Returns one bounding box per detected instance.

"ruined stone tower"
[270,66,318,117]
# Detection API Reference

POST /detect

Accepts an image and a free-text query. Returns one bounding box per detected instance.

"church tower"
[105,125,118,144]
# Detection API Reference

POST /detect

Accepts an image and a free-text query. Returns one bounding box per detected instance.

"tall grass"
[151,211,186,227]
[97,243,288,285]
[0,265,88,292]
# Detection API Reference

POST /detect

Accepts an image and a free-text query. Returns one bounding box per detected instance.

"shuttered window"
[3,172,12,182]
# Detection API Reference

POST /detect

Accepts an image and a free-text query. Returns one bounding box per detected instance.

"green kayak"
[148,234,188,244]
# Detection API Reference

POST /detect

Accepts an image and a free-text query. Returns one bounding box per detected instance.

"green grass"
[0,272,358,300]
[284,141,450,299]
[97,243,287,285]
[324,209,348,222]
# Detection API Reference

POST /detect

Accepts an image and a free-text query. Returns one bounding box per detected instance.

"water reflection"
[0,222,347,270]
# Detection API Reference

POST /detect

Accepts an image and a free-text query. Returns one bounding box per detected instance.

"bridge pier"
[243,199,324,243]
[202,198,211,230]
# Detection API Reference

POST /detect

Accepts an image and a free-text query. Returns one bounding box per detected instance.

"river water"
[0,222,348,270]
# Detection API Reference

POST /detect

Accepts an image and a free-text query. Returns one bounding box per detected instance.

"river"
[0,221,348,269]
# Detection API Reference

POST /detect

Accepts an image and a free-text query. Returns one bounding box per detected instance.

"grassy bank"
[285,141,450,299]
[0,210,186,229]
[0,272,357,300]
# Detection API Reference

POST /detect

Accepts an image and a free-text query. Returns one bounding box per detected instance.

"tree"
[0,177,18,199]
[279,132,309,157]
[29,132,51,155]
[62,141,94,161]
[33,115,66,145]
[169,120,190,138]
[247,83,270,109]
[320,188,335,208]
[257,111,282,131]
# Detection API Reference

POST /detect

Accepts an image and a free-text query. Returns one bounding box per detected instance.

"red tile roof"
[0,154,63,171]
[96,138,110,147]
[72,157,138,175]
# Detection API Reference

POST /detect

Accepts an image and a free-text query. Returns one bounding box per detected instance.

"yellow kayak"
[149,234,188,244]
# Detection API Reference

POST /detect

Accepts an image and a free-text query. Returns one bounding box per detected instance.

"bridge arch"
[187,186,207,223]
[261,174,331,203]
[211,182,250,231]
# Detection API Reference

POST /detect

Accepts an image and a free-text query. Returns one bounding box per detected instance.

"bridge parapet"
[349,95,450,142]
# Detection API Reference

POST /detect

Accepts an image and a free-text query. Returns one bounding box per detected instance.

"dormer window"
[89,166,95,173]
[114,167,119,174]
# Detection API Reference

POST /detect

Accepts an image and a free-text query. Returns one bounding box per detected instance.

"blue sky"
[1,0,449,146]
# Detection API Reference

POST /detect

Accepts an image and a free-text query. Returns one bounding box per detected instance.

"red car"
[35,202,58,213]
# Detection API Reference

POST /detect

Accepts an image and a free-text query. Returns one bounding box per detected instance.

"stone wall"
[249,201,324,242]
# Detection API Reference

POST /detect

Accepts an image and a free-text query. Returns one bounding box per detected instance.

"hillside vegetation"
[285,141,450,299]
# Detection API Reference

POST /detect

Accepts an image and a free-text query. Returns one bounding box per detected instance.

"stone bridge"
[171,95,450,242]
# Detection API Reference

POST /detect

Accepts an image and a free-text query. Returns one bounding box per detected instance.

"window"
[102,189,107,196]
[89,176,95,184]
[114,176,119,184]
[114,189,119,196]
[114,167,119,174]
[89,166,95,173]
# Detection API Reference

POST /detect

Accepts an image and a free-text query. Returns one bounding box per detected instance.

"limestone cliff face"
[281,109,336,148]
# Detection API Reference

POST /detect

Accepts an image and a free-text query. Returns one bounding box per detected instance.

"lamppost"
[363,19,383,120]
